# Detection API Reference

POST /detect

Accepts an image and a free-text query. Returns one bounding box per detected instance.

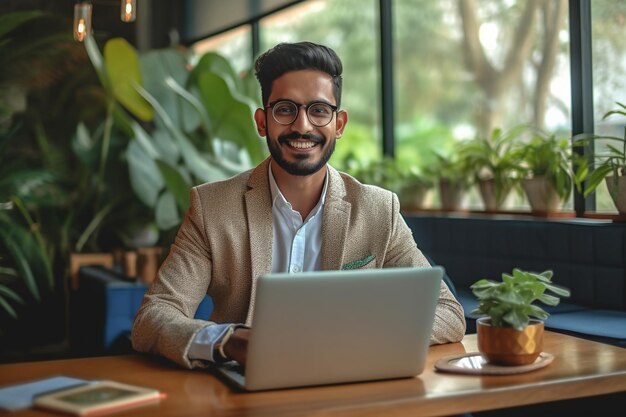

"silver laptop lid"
[238,266,443,391]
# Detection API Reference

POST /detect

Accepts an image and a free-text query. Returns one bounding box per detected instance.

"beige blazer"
[132,159,466,368]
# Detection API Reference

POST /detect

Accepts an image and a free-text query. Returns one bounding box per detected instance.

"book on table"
[33,380,165,416]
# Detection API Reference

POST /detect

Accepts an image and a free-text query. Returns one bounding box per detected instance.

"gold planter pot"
[476,317,544,366]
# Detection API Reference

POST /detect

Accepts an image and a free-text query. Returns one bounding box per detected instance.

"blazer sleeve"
[383,192,466,344]
[131,187,216,369]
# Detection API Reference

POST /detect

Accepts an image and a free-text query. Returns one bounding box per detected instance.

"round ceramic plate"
[434,352,554,375]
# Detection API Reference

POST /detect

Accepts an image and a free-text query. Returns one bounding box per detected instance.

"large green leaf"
[126,140,164,207]
[164,76,212,137]
[197,73,266,163]
[188,52,242,93]
[140,48,199,132]
[135,84,236,182]
[104,38,153,121]
[155,192,180,230]
[130,121,160,159]
[152,128,180,166]
[239,68,262,107]
[156,160,191,212]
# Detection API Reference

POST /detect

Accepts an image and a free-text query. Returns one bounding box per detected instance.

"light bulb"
[121,0,137,23]
[73,3,92,42]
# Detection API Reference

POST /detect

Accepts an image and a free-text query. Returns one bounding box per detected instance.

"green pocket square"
[341,255,375,270]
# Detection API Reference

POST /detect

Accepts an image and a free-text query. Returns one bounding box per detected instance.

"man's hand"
[224,327,250,366]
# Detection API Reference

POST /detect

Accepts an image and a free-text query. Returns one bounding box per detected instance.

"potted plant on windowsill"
[349,158,434,210]
[519,132,578,214]
[398,167,434,211]
[470,268,570,366]
[350,157,404,193]
[462,126,526,212]
[427,147,474,211]
[574,102,626,214]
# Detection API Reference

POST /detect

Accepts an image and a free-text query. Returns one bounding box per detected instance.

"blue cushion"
[422,252,458,298]
[195,295,213,319]
[541,302,589,315]
[456,289,480,319]
[545,310,626,341]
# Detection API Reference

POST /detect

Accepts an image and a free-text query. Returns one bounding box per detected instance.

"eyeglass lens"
[272,101,334,127]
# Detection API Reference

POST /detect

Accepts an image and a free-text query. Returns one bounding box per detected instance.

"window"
[394,0,571,210]
[190,0,625,215]
[259,0,381,173]
[192,25,252,74]
[591,0,626,213]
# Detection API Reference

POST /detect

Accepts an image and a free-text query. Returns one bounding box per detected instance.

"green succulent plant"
[470,268,571,331]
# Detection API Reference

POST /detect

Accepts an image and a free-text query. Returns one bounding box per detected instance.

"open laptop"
[213,266,443,391]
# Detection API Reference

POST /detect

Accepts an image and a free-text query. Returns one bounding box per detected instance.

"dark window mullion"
[251,20,260,63]
[569,0,595,215]
[379,0,394,158]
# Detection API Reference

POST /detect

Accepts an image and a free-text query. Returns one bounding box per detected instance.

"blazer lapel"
[244,158,273,325]
[321,167,351,270]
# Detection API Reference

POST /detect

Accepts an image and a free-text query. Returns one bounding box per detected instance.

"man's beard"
[267,131,336,176]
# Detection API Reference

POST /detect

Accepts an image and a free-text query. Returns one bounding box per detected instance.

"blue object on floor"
[72,266,213,354]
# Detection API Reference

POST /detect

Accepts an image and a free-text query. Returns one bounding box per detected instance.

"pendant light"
[120,0,137,22]
[73,2,92,42]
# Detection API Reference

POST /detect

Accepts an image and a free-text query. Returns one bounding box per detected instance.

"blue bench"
[405,213,626,348]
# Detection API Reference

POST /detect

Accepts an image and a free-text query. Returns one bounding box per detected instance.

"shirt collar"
[268,160,329,212]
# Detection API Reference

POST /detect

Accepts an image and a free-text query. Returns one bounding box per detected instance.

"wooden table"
[1,332,625,417]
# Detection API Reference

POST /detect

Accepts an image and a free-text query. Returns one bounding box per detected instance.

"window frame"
[191,0,600,216]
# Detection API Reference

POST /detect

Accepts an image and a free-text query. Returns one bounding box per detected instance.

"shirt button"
[291,266,300,273]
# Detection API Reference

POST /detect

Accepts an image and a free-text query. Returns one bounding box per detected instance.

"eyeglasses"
[266,100,338,127]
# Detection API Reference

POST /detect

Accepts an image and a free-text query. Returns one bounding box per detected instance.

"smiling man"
[131,42,466,369]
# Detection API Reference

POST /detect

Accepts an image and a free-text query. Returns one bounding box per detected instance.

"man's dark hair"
[254,41,343,108]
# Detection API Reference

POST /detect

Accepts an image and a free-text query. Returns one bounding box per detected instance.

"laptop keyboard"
[222,361,245,376]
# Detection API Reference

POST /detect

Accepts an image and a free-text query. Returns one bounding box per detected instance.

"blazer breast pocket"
[341,255,376,270]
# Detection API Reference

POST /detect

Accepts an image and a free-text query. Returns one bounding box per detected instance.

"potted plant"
[574,102,626,214]
[350,157,404,193]
[470,268,570,366]
[0,12,263,355]
[519,132,577,213]
[427,146,474,211]
[349,158,433,210]
[462,126,526,211]
[398,167,434,211]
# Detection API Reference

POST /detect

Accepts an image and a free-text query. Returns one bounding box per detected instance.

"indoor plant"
[470,268,570,365]
[462,126,526,211]
[519,132,577,213]
[83,36,265,232]
[0,11,264,353]
[427,147,474,211]
[398,167,434,210]
[350,157,405,194]
[574,102,626,214]
[349,158,433,210]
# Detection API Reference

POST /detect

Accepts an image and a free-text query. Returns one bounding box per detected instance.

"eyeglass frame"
[265,99,339,127]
